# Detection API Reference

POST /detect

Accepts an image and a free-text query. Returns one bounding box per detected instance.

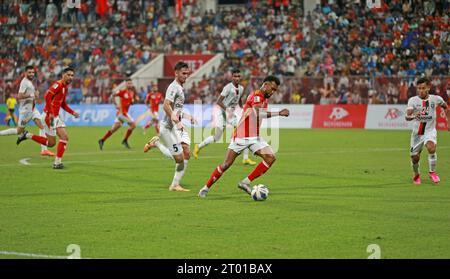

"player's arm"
[181,111,197,124]
[163,99,183,130]
[267,109,290,118]
[216,95,227,111]
[113,91,124,115]
[61,98,80,118]
[17,82,30,100]
[440,102,450,131]
[405,106,416,121]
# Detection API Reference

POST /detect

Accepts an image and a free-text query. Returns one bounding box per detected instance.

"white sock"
[156,141,173,159]
[243,148,249,160]
[54,157,62,164]
[241,177,251,185]
[201,185,209,192]
[428,153,437,172]
[0,128,17,136]
[39,129,48,151]
[199,135,214,149]
[412,162,419,174]
[171,161,185,186]
[184,159,189,173]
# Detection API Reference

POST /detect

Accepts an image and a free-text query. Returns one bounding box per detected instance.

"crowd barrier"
[0,104,448,130]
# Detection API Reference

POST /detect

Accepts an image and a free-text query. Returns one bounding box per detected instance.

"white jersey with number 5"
[406,95,445,135]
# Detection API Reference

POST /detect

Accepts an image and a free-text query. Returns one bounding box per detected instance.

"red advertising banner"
[164,55,215,77]
[312,105,368,128]
[436,106,449,131]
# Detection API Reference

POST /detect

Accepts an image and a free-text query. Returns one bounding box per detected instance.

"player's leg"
[144,126,174,159]
[198,148,240,198]
[425,140,440,183]
[53,127,69,169]
[99,121,121,150]
[0,127,18,136]
[34,116,55,156]
[16,112,56,147]
[176,130,191,188]
[122,118,136,149]
[152,112,160,135]
[162,129,189,192]
[410,135,423,184]
[194,125,224,159]
[238,140,275,192]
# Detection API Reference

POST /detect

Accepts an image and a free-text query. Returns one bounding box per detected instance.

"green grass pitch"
[0,126,449,258]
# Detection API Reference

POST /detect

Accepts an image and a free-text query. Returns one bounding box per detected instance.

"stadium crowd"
[0,0,449,105]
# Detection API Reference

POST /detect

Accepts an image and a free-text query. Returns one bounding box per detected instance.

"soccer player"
[4,93,17,126]
[405,77,449,184]
[193,69,256,165]
[198,75,290,198]
[17,67,80,169]
[142,85,163,135]
[98,79,137,150]
[143,61,192,192]
[0,66,54,156]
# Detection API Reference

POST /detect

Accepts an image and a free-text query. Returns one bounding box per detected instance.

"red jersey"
[116,89,134,115]
[44,80,74,117]
[145,92,163,112]
[233,90,268,139]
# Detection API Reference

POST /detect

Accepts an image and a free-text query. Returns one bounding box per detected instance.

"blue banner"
[52,104,217,127]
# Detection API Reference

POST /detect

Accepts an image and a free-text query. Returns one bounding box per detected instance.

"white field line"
[2,146,449,168]
[0,250,70,259]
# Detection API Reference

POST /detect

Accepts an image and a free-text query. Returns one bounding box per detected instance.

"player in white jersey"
[405,77,449,185]
[0,66,54,156]
[143,61,195,192]
[193,69,256,165]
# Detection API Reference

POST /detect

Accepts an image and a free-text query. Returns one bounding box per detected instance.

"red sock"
[102,130,112,141]
[206,166,224,188]
[56,140,67,158]
[124,128,133,140]
[247,161,272,182]
[144,123,151,129]
[31,134,48,146]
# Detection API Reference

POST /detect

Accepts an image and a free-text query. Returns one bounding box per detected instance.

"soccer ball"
[251,184,269,201]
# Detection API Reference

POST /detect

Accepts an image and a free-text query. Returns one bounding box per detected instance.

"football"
[251,184,269,201]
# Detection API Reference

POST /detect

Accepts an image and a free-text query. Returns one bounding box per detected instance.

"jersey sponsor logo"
[124,93,129,99]
[53,83,59,89]
[329,107,349,120]
[254,96,261,103]
[384,108,403,120]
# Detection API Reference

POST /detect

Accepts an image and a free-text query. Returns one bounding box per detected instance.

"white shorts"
[410,130,437,156]
[114,114,134,125]
[18,108,41,128]
[228,137,270,155]
[160,126,191,155]
[41,112,66,137]
[151,111,159,120]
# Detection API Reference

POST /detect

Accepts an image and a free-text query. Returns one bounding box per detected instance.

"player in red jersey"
[142,85,163,135]
[98,79,137,150]
[17,67,80,169]
[198,76,290,198]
